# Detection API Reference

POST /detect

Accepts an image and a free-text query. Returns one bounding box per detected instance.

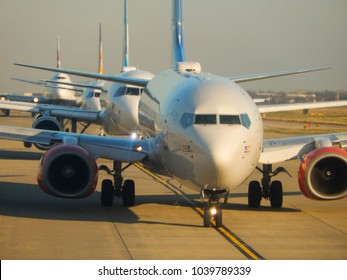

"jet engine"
[32,114,63,150]
[298,147,347,200]
[37,145,98,198]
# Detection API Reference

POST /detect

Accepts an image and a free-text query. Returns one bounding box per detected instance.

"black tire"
[215,208,222,228]
[101,179,114,207]
[248,181,262,208]
[4,109,10,117]
[203,208,211,228]
[122,179,135,207]
[270,180,283,208]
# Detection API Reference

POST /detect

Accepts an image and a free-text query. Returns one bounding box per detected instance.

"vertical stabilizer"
[56,36,61,68]
[122,0,130,69]
[98,23,103,74]
[171,0,186,68]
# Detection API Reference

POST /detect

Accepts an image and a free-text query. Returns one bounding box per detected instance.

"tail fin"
[98,23,103,74]
[56,36,61,68]
[171,0,186,68]
[122,0,130,68]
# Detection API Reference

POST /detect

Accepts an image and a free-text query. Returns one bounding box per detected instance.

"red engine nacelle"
[37,145,98,198]
[298,147,347,200]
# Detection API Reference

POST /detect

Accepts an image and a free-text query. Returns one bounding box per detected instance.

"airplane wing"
[13,77,84,93]
[260,132,347,164]
[40,79,107,92]
[229,67,330,83]
[258,100,347,113]
[0,125,148,163]
[0,93,48,104]
[0,100,102,123]
[15,63,150,88]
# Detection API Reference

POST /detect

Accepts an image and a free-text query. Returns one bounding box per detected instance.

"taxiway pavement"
[0,112,346,259]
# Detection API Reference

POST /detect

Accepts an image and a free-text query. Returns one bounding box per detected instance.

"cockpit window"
[113,86,126,97]
[113,87,142,97]
[180,112,194,128]
[125,87,142,96]
[220,115,241,125]
[194,114,217,125]
[240,113,251,129]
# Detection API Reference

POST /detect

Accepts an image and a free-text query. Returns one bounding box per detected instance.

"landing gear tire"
[101,179,114,207]
[3,109,10,117]
[215,208,222,228]
[248,180,262,208]
[270,180,283,208]
[122,179,135,207]
[203,208,211,228]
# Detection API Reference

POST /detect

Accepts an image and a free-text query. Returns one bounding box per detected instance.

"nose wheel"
[201,189,228,228]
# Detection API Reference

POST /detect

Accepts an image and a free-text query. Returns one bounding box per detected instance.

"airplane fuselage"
[48,73,76,104]
[135,64,263,193]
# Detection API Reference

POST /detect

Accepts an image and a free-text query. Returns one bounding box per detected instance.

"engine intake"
[32,115,62,150]
[298,147,347,200]
[37,145,98,198]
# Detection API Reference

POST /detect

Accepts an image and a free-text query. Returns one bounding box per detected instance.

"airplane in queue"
[1,0,347,228]
[0,0,154,145]
[12,36,81,107]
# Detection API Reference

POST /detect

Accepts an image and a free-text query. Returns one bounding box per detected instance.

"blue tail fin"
[123,0,130,68]
[171,0,186,68]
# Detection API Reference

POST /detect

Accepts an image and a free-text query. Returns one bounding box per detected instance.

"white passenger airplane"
[0,0,153,142]
[1,0,347,227]
[12,36,79,106]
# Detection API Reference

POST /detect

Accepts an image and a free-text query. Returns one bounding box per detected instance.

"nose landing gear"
[201,189,229,228]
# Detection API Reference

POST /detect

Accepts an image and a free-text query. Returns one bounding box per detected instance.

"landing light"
[130,132,138,140]
[210,207,217,216]
[33,97,39,103]
[134,146,143,152]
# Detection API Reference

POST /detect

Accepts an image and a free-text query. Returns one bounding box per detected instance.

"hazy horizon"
[1,0,346,93]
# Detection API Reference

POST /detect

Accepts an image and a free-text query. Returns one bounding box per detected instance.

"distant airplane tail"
[171,0,186,68]
[98,23,103,74]
[56,36,61,68]
[122,0,130,69]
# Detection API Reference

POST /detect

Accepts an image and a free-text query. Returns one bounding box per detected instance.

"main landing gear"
[99,161,136,207]
[248,164,291,208]
[201,189,229,228]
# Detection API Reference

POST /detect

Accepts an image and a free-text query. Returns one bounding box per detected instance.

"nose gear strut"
[201,189,229,228]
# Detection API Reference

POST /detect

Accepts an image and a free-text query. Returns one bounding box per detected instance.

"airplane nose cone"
[192,126,254,190]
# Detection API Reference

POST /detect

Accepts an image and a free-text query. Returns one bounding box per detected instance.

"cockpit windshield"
[182,113,251,129]
[219,115,241,125]
[113,86,142,97]
[194,114,217,125]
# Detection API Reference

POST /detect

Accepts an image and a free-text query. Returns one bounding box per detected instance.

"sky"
[0,0,347,93]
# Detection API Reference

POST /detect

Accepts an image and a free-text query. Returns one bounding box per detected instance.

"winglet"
[56,36,61,69]
[171,0,186,68]
[98,23,103,74]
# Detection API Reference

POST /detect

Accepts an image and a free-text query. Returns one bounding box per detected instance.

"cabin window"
[194,114,217,125]
[219,115,241,125]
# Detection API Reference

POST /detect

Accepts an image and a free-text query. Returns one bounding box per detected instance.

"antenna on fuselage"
[171,0,186,68]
